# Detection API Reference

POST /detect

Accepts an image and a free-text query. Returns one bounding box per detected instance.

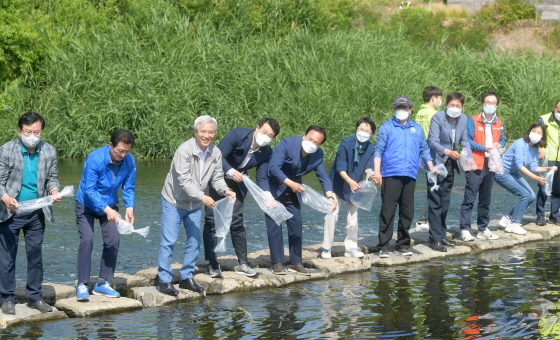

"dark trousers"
[460,159,494,231]
[0,210,45,303]
[428,159,455,242]
[536,160,560,221]
[203,179,248,266]
[76,202,120,284]
[377,176,416,250]
[265,190,302,265]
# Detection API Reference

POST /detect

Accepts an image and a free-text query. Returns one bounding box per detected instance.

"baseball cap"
[393,96,412,108]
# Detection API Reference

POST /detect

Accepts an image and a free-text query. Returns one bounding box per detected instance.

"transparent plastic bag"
[243,175,292,225]
[544,166,557,196]
[459,148,478,171]
[301,184,334,214]
[350,179,378,211]
[213,196,235,253]
[426,164,449,192]
[488,148,504,174]
[16,185,75,214]
[116,218,150,238]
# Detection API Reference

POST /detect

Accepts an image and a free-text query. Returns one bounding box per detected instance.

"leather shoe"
[441,239,456,247]
[429,242,447,252]
[288,264,313,276]
[179,278,204,293]
[1,300,15,315]
[28,299,53,313]
[272,263,286,275]
[159,282,179,297]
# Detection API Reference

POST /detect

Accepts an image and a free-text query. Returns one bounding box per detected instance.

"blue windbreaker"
[76,145,136,215]
[374,117,432,179]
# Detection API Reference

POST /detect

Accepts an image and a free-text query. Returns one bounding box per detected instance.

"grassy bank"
[1,2,559,159]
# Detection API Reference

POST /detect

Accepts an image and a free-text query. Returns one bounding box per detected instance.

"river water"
[3,160,560,339]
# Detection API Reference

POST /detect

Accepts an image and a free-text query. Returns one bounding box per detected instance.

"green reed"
[2,9,559,159]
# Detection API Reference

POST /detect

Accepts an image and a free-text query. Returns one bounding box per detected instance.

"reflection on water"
[4,243,560,339]
[5,161,560,339]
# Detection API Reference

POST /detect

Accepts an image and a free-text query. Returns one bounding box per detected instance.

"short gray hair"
[194,115,217,132]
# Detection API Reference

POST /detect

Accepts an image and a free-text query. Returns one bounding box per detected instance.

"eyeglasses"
[484,101,498,105]
[114,148,131,155]
[357,128,372,134]
[21,129,41,136]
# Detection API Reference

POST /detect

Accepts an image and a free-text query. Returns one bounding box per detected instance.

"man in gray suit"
[427,92,470,252]
[0,112,60,315]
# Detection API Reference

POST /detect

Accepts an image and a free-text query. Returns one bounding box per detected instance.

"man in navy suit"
[203,117,280,278]
[266,126,336,275]
[427,92,470,252]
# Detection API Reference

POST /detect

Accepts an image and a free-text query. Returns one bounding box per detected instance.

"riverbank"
[1,215,557,328]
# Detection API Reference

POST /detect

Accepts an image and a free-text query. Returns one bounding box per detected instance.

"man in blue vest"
[203,118,280,278]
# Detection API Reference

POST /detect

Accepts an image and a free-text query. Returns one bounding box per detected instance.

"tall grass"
[2,9,560,159]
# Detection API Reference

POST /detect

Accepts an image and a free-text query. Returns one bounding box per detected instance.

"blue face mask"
[483,105,497,115]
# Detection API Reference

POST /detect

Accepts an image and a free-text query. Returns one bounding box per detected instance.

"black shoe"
[441,239,456,247]
[536,216,546,226]
[429,242,447,252]
[549,216,558,225]
[159,282,179,297]
[179,278,204,293]
[1,300,15,315]
[28,299,52,313]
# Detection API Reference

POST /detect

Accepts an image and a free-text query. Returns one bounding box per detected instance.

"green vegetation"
[1,0,558,159]
[477,0,537,29]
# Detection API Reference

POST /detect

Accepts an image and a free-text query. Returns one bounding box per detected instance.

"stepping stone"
[0,303,67,328]
[15,283,76,305]
[55,296,142,318]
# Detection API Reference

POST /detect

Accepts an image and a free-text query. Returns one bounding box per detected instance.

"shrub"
[476,0,537,29]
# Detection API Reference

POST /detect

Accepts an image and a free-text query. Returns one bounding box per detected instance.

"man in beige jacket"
[157,115,235,296]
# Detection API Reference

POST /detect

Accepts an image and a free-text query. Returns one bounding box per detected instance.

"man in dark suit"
[427,92,470,252]
[266,125,336,275]
[203,117,280,278]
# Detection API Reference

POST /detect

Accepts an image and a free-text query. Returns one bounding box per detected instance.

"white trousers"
[322,193,359,251]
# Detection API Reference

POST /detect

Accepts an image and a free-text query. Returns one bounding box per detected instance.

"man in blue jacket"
[373,96,434,258]
[74,130,136,301]
[321,117,376,259]
[266,126,336,275]
[203,117,280,278]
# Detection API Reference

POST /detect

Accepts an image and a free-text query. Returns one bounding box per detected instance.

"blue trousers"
[265,190,303,265]
[460,159,494,231]
[495,171,536,223]
[157,197,202,283]
[536,160,560,221]
[0,209,45,303]
[76,202,120,284]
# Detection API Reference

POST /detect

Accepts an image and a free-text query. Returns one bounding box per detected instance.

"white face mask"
[446,107,462,118]
[529,132,542,144]
[394,109,409,121]
[356,131,371,143]
[483,105,497,115]
[301,140,318,154]
[555,112,560,121]
[20,134,41,148]
[255,132,272,147]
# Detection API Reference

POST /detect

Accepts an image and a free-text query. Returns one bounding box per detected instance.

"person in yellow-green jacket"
[414,86,442,231]
[536,100,560,226]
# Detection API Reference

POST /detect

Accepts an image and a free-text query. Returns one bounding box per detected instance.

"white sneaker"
[505,222,527,235]
[499,215,511,228]
[344,248,364,258]
[321,249,332,259]
[416,221,429,233]
[461,230,474,242]
[477,229,500,240]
